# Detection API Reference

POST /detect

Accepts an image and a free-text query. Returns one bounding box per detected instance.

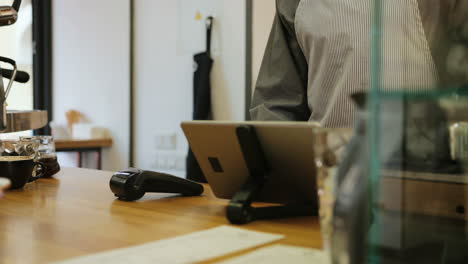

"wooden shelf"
[55,138,113,150]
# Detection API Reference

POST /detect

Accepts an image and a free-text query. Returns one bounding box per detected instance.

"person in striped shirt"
[251,0,468,128]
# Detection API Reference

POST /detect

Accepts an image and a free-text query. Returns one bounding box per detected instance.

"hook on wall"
[206,16,213,30]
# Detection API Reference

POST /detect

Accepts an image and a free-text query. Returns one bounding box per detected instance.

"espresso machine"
[0,0,48,133]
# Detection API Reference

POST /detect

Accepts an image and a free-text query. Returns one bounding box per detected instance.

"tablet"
[181,121,321,205]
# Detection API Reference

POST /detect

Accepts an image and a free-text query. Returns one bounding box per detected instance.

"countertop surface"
[0,168,321,264]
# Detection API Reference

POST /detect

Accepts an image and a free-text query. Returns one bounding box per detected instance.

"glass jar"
[20,136,60,178]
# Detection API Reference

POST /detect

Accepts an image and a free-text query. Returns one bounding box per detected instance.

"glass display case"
[365,1,468,263]
[331,1,468,263]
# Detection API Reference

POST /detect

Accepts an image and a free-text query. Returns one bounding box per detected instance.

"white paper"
[54,226,284,264]
[216,245,330,264]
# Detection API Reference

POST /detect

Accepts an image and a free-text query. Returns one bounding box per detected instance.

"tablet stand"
[226,125,317,225]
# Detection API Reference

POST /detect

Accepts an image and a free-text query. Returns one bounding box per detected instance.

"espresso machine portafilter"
[0,0,22,27]
[0,56,17,131]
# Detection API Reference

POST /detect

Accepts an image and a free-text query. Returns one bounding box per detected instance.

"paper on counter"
[54,226,284,264]
[216,245,329,264]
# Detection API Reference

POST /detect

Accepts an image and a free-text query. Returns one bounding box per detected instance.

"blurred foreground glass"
[313,128,352,259]
[364,0,468,262]
[364,91,468,264]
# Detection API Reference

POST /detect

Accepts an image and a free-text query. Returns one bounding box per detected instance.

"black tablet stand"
[226,125,317,225]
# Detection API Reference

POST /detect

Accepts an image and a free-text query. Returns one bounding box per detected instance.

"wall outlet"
[155,132,177,151]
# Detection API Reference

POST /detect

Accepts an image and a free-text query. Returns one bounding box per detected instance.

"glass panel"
[368,92,468,263]
[367,0,468,262]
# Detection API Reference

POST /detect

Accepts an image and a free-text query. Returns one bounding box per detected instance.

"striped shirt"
[250,0,468,128]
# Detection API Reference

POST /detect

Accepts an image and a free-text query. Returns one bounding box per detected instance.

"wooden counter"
[0,168,322,264]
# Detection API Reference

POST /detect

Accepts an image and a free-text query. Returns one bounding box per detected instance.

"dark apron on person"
[186,17,213,183]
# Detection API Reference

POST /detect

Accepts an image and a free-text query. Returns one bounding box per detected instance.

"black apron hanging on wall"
[186,17,214,183]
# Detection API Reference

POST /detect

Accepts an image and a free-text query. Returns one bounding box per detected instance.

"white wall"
[133,0,247,175]
[252,0,276,91]
[51,0,247,172]
[53,0,131,171]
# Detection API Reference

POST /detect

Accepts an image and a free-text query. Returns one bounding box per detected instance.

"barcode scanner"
[110,168,204,201]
